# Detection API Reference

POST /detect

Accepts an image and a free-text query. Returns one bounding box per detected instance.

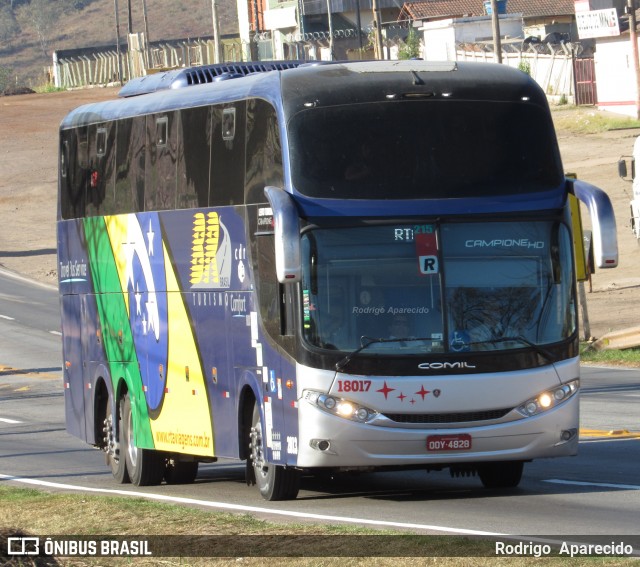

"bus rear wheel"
[249,403,300,501]
[122,392,164,486]
[478,461,524,489]
[104,399,129,484]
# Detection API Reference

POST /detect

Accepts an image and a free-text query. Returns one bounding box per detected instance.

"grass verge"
[580,344,640,367]
[551,105,640,135]
[0,485,637,566]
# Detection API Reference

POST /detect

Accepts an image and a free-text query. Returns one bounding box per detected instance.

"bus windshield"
[301,221,575,355]
[288,100,564,200]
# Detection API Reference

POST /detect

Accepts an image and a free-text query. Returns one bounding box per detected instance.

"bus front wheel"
[249,403,300,501]
[122,392,164,486]
[478,461,524,489]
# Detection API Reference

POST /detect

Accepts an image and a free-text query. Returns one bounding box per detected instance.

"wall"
[457,48,575,100]
[419,15,525,61]
[423,23,455,61]
[417,15,576,101]
[594,35,638,117]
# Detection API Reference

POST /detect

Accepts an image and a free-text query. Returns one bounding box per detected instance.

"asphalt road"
[0,267,638,544]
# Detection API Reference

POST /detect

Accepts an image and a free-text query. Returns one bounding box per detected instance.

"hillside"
[0,0,239,87]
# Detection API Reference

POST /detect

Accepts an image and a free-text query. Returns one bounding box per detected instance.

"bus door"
[61,293,85,441]
[80,295,100,444]
[227,289,287,465]
[59,219,93,443]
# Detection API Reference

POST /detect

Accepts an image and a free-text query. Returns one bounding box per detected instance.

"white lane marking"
[544,479,640,490]
[0,418,22,424]
[0,474,502,537]
[49,331,62,336]
[580,438,639,444]
[0,315,15,321]
[0,267,57,291]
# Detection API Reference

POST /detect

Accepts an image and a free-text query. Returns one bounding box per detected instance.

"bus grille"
[382,408,513,424]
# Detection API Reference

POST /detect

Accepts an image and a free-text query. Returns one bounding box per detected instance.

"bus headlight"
[303,390,378,423]
[516,380,579,417]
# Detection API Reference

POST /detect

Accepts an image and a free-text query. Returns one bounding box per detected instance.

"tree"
[0,64,12,91]
[15,0,61,57]
[0,5,20,44]
[398,28,421,60]
[1,0,29,9]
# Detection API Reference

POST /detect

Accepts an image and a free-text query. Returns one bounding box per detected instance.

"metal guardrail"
[591,326,640,351]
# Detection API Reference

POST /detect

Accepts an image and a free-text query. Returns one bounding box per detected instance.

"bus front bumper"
[295,394,579,469]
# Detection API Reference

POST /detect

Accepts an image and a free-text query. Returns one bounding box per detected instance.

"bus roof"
[59,60,547,130]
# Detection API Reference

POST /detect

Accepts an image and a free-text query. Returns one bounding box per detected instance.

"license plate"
[426,434,472,452]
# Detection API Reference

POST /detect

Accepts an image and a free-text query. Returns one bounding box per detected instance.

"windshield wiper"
[335,336,438,372]
[467,336,554,362]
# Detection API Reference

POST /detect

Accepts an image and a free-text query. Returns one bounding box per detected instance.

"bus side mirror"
[264,186,302,283]
[573,180,618,269]
[618,156,634,181]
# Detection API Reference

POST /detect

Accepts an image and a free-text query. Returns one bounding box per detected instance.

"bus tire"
[164,459,198,484]
[249,402,300,501]
[105,397,129,484]
[478,461,524,489]
[122,392,164,486]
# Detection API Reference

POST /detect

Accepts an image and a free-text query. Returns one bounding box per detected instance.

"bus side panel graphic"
[104,213,169,416]
[150,240,214,456]
[84,213,215,457]
[161,207,301,465]
[83,215,153,449]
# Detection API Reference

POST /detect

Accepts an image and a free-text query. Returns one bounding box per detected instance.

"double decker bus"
[57,60,617,500]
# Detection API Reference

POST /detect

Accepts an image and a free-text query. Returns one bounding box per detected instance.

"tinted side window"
[210,102,246,206]
[86,123,116,217]
[253,232,295,354]
[60,129,83,219]
[114,117,144,214]
[256,235,280,338]
[178,106,212,209]
[245,99,283,204]
[145,112,178,211]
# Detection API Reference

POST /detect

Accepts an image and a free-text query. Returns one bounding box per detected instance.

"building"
[398,0,580,43]
[237,0,406,60]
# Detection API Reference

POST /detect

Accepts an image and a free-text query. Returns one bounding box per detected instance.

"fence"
[53,37,247,89]
[454,42,581,103]
[52,33,587,106]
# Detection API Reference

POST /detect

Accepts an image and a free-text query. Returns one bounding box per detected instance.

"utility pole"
[372,0,384,59]
[127,0,133,34]
[141,0,151,70]
[355,0,363,51]
[297,0,305,39]
[114,0,123,84]
[326,0,335,60]
[490,0,502,63]
[628,0,640,119]
[211,0,223,64]
[252,0,260,60]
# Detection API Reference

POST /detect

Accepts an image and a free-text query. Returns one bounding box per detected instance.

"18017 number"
[336,380,371,393]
